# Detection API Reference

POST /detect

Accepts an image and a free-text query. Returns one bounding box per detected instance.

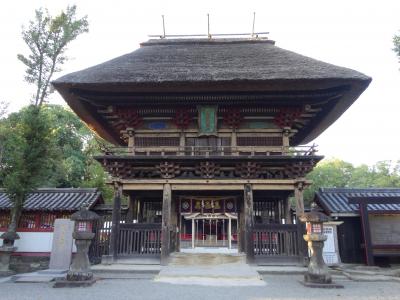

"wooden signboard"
[369,214,400,245]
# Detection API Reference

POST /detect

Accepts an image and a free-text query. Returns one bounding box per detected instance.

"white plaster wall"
[0,231,77,253]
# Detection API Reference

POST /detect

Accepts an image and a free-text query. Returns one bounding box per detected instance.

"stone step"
[169,252,246,266]
[156,252,265,286]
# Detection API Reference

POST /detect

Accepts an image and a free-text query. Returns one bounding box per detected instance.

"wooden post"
[231,129,238,156]
[127,129,134,153]
[294,181,306,261]
[359,203,374,266]
[294,181,305,216]
[244,184,255,264]
[161,183,172,265]
[228,218,232,249]
[192,219,195,248]
[110,182,122,261]
[126,194,134,224]
[179,130,185,156]
[282,128,290,154]
[285,197,292,224]
[238,198,245,253]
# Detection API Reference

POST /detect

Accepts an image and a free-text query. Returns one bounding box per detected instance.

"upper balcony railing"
[99,145,318,158]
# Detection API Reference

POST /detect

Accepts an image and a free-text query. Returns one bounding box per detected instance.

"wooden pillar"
[191,219,195,249]
[359,203,374,266]
[238,197,245,253]
[294,181,306,261]
[244,184,255,264]
[179,130,185,156]
[161,183,172,265]
[110,182,122,261]
[126,194,134,224]
[228,218,232,249]
[170,195,179,252]
[282,128,290,154]
[294,181,305,216]
[285,197,293,224]
[231,129,238,156]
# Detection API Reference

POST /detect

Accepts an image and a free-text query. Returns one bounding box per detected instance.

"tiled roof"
[0,188,103,211]
[315,188,400,215]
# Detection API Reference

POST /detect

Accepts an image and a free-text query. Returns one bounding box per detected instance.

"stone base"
[101,255,114,265]
[53,278,96,288]
[0,270,16,277]
[299,280,344,289]
[304,272,332,284]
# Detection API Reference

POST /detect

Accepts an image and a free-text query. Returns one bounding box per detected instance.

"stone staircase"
[155,252,265,286]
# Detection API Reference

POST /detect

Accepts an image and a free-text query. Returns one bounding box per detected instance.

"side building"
[53,37,371,265]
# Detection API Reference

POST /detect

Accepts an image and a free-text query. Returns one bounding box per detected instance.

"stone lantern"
[299,203,343,288]
[54,207,99,288]
[0,232,19,276]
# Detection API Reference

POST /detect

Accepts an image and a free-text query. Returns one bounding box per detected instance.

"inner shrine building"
[53,37,371,265]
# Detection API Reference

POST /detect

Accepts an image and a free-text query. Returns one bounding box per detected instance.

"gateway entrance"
[179,197,238,250]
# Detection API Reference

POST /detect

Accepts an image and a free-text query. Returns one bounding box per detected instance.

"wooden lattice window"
[0,213,10,228]
[237,136,283,147]
[19,214,37,229]
[253,199,285,224]
[185,137,231,147]
[135,137,180,147]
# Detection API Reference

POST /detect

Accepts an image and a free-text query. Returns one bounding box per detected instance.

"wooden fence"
[253,224,300,257]
[118,223,162,256]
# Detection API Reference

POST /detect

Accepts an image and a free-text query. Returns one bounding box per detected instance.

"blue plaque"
[148,122,167,130]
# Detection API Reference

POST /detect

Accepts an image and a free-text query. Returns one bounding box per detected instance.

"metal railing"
[100,145,317,158]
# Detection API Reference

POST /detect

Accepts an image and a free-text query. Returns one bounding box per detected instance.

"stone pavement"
[0,274,400,300]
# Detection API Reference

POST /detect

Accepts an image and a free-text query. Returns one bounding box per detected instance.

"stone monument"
[49,219,74,270]
[54,207,99,288]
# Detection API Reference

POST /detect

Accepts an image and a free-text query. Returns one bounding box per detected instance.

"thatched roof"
[54,38,370,85]
[52,38,371,144]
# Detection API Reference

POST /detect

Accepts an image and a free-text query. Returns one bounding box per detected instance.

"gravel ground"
[1,274,400,300]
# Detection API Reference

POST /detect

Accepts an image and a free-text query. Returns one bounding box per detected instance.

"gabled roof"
[315,188,400,216]
[0,188,103,212]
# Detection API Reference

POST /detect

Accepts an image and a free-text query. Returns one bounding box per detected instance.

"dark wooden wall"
[337,217,365,264]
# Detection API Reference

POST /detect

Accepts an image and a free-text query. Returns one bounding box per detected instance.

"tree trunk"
[3,196,24,246]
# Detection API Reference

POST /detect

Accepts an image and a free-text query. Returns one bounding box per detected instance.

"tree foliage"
[304,158,400,204]
[394,32,400,62]
[17,5,88,107]
[0,101,8,119]
[0,106,56,241]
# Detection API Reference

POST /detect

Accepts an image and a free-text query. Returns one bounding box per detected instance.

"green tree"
[17,5,88,107]
[304,159,400,204]
[0,5,89,245]
[38,105,113,200]
[394,33,400,62]
[0,106,56,244]
[0,101,8,119]
[304,158,354,203]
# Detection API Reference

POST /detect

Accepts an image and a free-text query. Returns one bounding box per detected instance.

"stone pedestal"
[301,234,343,289]
[53,233,96,288]
[0,246,17,276]
[304,235,331,283]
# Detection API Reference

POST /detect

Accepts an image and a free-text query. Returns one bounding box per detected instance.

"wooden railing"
[118,223,162,256]
[253,224,300,257]
[101,145,317,157]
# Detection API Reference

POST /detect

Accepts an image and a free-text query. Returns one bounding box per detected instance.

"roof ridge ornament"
[149,13,269,40]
